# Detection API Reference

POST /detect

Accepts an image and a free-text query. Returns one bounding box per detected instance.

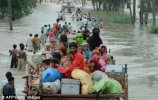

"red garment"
[88,58,101,71]
[49,22,59,40]
[57,66,71,78]
[49,27,55,40]
[64,51,85,74]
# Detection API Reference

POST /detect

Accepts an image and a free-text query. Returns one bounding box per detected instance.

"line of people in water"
[6,6,115,96]
[8,4,112,78]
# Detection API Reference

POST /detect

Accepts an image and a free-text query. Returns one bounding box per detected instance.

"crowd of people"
[2,4,117,97]
[24,7,116,95]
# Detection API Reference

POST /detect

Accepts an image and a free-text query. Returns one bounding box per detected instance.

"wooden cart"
[23,73,128,100]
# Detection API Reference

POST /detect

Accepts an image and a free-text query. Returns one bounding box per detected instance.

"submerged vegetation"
[150,26,158,34]
[102,12,131,24]
[88,11,131,24]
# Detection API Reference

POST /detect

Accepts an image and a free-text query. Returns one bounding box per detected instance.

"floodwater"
[0,2,158,100]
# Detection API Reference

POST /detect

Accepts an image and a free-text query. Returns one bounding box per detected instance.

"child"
[63,53,72,68]
[88,50,106,72]
[41,59,50,71]
[50,57,60,69]
[78,45,83,54]
[82,42,92,61]
[51,56,71,78]
[9,44,18,68]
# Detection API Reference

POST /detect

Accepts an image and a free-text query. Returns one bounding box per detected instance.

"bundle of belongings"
[24,45,123,96]
[26,53,123,95]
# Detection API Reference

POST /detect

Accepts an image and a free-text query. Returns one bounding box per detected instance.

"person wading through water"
[17,43,27,72]
[26,34,33,52]
[32,34,41,54]
[9,44,18,68]
[3,76,16,100]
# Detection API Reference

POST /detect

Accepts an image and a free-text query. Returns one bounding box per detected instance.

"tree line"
[87,0,158,26]
[0,0,35,19]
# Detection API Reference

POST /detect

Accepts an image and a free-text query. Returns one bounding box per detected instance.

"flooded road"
[0,2,158,100]
[102,23,158,100]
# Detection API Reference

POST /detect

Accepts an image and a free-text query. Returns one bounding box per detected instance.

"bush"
[150,26,158,34]
[101,11,131,24]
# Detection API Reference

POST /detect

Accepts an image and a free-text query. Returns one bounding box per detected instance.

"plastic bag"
[32,52,42,64]
[43,79,61,94]
[91,70,108,83]
[89,78,123,94]
[42,68,62,83]
[105,79,123,94]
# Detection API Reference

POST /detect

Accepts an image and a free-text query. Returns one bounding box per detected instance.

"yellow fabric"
[71,69,93,95]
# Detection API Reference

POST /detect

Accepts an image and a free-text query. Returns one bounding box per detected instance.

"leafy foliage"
[102,11,131,24]
[150,26,158,34]
[0,0,33,19]
[91,0,127,11]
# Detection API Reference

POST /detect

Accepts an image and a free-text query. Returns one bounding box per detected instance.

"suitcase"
[61,78,80,94]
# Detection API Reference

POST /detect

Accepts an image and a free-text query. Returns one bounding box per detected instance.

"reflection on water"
[0,3,158,100]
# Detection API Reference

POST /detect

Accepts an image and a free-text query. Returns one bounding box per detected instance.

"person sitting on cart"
[63,42,85,75]
[54,42,85,78]
[41,59,50,72]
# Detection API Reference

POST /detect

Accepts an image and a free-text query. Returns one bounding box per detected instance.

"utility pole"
[8,0,13,30]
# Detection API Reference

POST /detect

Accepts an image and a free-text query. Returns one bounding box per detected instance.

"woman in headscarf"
[59,34,68,48]
[99,44,115,65]
[49,19,60,41]
[87,28,103,51]
[75,33,85,45]
[99,44,107,61]
[87,50,106,72]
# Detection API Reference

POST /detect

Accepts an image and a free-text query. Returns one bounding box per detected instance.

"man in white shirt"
[26,34,33,52]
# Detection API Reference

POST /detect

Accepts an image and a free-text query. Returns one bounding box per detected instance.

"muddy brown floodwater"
[0,2,158,100]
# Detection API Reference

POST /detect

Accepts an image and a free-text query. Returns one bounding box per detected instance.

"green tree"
[91,0,127,11]
[0,0,33,19]
[139,0,158,25]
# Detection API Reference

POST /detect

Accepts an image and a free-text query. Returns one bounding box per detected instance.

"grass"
[150,26,158,34]
[101,11,131,24]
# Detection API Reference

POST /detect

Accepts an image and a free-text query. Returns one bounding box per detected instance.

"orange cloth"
[64,51,85,74]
